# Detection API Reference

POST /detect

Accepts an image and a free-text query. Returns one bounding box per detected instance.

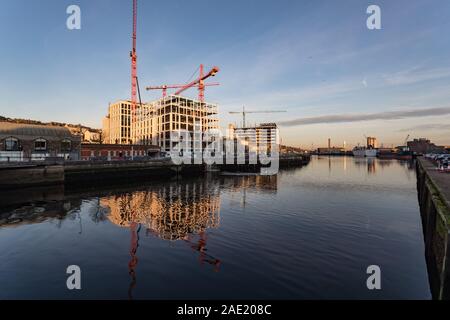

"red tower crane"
[130,0,138,122]
[174,64,220,102]
[146,82,219,99]
[127,0,140,300]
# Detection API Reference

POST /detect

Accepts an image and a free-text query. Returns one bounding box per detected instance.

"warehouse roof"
[0,121,80,141]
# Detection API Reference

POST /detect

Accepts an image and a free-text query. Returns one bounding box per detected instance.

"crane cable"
[185,65,200,84]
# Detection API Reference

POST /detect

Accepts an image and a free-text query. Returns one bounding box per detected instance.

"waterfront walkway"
[418,157,450,210]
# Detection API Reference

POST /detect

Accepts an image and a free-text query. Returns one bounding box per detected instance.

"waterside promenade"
[416,157,450,299]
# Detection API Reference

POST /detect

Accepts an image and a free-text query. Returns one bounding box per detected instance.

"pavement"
[419,157,450,210]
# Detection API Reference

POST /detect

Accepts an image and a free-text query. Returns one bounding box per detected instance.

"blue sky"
[1,0,450,148]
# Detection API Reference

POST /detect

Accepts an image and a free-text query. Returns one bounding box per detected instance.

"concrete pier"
[0,159,204,189]
[0,163,64,188]
[0,155,310,189]
[416,157,450,299]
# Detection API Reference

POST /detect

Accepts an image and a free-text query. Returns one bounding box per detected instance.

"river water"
[0,156,431,299]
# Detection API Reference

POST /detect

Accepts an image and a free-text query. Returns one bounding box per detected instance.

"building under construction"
[134,95,218,152]
[102,95,219,152]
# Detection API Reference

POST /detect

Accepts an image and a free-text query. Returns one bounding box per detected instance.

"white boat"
[353,147,378,157]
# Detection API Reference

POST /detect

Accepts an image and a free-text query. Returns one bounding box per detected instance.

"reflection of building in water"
[101,181,222,285]
[353,157,376,174]
[221,174,278,192]
[102,181,221,241]
[377,159,394,169]
[219,174,278,209]
[367,158,376,175]
[0,197,84,228]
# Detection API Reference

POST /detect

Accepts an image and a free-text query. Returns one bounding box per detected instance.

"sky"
[0,0,450,148]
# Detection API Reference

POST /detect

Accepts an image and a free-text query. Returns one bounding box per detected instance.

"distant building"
[317,147,346,155]
[102,116,110,144]
[0,121,81,161]
[228,123,279,155]
[82,129,101,143]
[407,138,446,155]
[367,137,377,149]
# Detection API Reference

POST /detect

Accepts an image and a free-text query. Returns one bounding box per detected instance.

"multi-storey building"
[407,138,446,155]
[366,136,377,149]
[102,100,150,145]
[133,95,219,151]
[102,96,218,152]
[228,123,279,155]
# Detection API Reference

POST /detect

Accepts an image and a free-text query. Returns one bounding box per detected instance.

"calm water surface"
[0,156,431,299]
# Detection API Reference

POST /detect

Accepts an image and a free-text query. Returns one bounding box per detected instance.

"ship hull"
[352,148,378,157]
[353,149,365,157]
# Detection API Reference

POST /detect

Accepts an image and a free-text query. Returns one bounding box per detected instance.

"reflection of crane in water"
[144,227,221,271]
[241,188,247,209]
[183,231,221,272]
[128,221,141,300]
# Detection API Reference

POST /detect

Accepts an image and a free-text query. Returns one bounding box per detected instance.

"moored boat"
[353,147,378,157]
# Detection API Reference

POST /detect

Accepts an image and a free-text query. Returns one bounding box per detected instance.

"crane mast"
[128,0,140,300]
[131,0,138,124]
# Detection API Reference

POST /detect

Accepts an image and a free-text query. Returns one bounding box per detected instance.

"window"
[34,138,47,151]
[5,137,20,151]
[61,139,71,152]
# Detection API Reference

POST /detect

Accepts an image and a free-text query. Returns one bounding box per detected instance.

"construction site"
[101,0,286,159]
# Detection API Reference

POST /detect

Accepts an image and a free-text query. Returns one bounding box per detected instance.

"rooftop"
[0,121,80,140]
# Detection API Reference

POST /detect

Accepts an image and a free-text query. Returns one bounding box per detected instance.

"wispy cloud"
[384,67,450,86]
[279,107,450,127]
[398,123,450,132]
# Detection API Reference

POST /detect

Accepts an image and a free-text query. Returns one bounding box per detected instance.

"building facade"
[407,138,446,155]
[133,95,219,152]
[228,123,279,155]
[317,147,346,155]
[102,96,219,154]
[80,143,160,160]
[0,121,81,161]
[367,136,377,149]
[102,100,151,145]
